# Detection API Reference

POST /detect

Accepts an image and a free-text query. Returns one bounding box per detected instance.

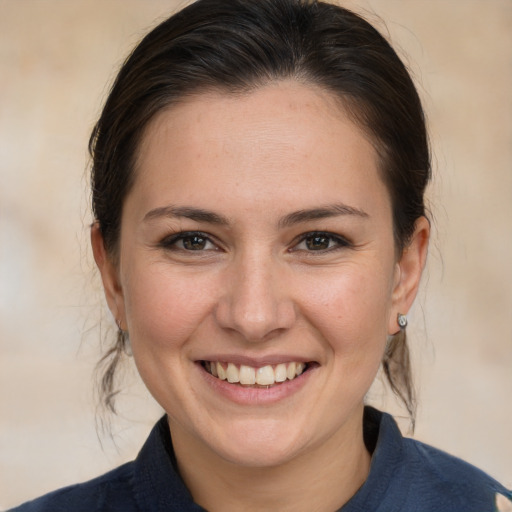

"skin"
[92,81,429,512]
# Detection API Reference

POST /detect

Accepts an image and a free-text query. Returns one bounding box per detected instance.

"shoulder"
[400,435,511,510]
[356,408,512,512]
[8,462,137,512]
[7,416,199,512]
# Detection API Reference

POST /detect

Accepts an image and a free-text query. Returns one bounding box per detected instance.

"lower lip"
[196,363,315,405]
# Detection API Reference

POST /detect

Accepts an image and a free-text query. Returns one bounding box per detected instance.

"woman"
[9,0,511,510]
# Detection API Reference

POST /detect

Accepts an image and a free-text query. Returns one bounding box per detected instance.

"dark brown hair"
[91,0,430,424]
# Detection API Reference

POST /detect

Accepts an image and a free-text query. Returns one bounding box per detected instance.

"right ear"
[91,223,126,330]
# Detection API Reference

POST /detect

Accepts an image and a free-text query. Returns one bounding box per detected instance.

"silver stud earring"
[397,313,408,329]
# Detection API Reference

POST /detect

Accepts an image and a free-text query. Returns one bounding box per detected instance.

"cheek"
[122,262,218,352]
[301,262,393,355]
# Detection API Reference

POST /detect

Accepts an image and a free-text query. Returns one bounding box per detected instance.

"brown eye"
[161,232,217,252]
[292,231,351,253]
[305,234,331,250]
[182,235,209,250]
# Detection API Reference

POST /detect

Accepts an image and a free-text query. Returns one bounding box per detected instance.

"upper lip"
[197,354,316,367]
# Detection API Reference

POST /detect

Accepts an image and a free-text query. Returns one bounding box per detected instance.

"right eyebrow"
[278,203,369,228]
[143,205,230,225]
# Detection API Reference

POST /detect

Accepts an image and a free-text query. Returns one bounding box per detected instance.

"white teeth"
[216,362,227,380]
[206,361,308,386]
[239,365,256,385]
[274,363,287,383]
[226,363,240,383]
[256,365,275,386]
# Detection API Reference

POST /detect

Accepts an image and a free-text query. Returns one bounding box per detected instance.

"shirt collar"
[340,407,406,511]
[132,416,205,511]
[131,407,403,512]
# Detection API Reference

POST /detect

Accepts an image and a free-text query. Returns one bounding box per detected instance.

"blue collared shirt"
[10,407,511,511]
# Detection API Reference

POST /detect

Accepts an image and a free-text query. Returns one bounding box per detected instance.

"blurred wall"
[1,0,511,508]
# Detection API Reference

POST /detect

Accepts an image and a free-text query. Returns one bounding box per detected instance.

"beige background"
[1,0,511,508]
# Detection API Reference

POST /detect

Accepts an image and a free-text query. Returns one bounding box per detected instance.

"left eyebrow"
[278,203,369,228]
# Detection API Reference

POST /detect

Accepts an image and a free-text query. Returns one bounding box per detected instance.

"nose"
[214,252,297,342]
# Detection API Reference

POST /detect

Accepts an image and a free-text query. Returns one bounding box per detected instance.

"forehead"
[130,81,390,221]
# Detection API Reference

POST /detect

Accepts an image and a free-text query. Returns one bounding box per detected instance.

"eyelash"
[159,230,352,253]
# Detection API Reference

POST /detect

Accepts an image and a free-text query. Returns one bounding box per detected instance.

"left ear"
[388,216,430,334]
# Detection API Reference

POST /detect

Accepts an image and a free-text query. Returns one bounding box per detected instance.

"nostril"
[214,291,297,342]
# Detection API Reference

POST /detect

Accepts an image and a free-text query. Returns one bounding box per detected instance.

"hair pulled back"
[91,0,430,424]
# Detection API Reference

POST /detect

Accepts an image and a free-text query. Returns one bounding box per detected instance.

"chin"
[205,418,306,468]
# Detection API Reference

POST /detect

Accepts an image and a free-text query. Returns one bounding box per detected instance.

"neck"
[170,407,371,512]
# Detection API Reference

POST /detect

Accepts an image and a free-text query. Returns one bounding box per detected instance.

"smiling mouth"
[201,361,313,387]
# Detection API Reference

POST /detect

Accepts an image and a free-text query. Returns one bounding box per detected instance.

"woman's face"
[95,81,427,467]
